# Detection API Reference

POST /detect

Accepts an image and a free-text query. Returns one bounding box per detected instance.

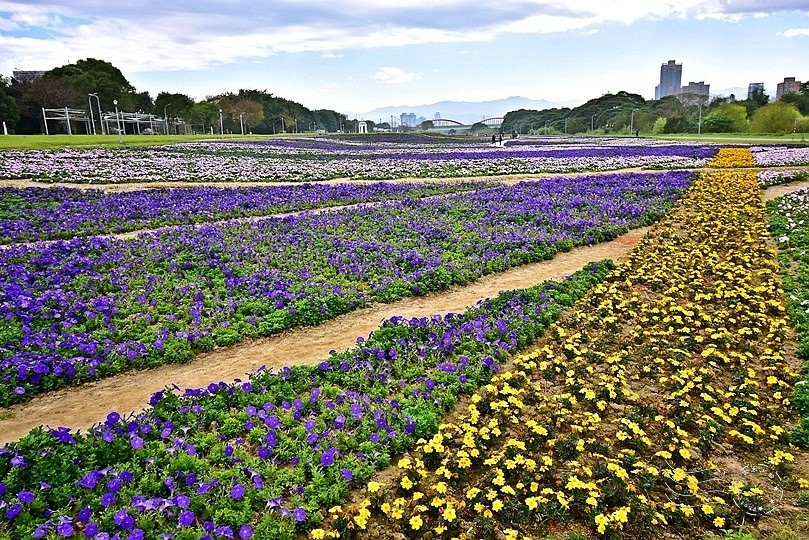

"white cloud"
[320,52,344,58]
[371,67,422,84]
[781,27,809,37]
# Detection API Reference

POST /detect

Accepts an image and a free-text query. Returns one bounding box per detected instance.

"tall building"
[400,112,417,127]
[681,81,710,97]
[654,60,682,100]
[776,77,802,99]
[747,82,765,99]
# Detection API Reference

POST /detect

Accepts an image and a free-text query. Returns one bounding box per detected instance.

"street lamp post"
[113,99,123,143]
[219,109,224,138]
[239,112,244,135]
[163,104,171,135]
[697,101,703,142]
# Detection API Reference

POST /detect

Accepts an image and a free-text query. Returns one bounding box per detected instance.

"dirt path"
[761,178,809,201]
[1,179,805,444]
[0,228,647,444]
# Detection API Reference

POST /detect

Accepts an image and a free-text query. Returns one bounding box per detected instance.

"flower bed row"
[758,169,809,188]
[321,151,805,539]
[0,261,614,540]
[752,145,809,167]
[0,181,490,244]
[0,172,693,406]
[766,188,809,447]
[0,138,717,184]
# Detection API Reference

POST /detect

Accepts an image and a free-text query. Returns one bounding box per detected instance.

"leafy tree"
[154,92,195,121]
[662,115,694,133]
[703,103,747,133]
[0,88,20,132]
[780,93,809,116]
[749,102,801,133]
[47,58,135,111]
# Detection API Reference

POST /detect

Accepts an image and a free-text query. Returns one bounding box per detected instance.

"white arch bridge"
[432,117,503,128]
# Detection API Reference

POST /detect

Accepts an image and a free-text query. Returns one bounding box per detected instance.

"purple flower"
[100,492,116,507]
[292,507,307,523]
[320,447,338,467]
[238,525,253,539]
[130,436,144,450]
[113,509,135,530]
[84,523,98,538]
[56,519,74,537]
[340,468,353,482]
[230,484,246,500]
[5,504,21,519]
[127,529,144,540]
[178,510,195,527]
[77,507,92,523]
[18,490,35,503]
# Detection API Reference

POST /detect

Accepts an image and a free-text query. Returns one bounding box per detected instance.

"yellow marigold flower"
[474,502,486,513]
[431,497,445,508]
[702,504,714,515]
[466,487,481,499]
[655,450,672,459]
[309,529,326,539]
[492,499,504,512]
[504,529,518,540]
[679,448,691,460]
[434,482,448,494]
[409,515,423,530]
[713,517,726,527]
[729,480,744,495]
[435,525,447,534]
[443,505,456,521]
[526,497,539,510]
[672,468,687,482]
[380,502,391,515]
[400,476,413,490]
[798,478,809,489]
[586,496,598,507]
[413,491,424,501]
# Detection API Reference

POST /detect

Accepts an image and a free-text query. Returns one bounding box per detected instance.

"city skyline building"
[747,82,765,99]
[654,60,682,100]
[681,81,710,97]
[776,77,802,99]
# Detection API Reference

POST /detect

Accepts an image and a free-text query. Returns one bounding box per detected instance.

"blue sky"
[1,1,808,116]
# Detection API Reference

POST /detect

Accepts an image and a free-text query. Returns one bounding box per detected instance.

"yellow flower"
[442,506,456,521]
[595,514,609,534]
[309,529,326,539]
[504,529,518,540]
[679,448,691,460]
[435,524,447,534]
[434,481,448,494]
[409,515,423,530]
[713,517,726,528]
[367,481,385,494]
[400,476,413,490]
[492,499,504,512]
[702,504,714,515]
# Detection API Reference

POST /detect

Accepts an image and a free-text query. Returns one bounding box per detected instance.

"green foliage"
[749,102,801,133]
[704,103,748,133]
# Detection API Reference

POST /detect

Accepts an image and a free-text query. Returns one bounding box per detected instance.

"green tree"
[154,92,195,121]
[47,58,136,111]
[703,103,748,133]
[749,102,801,133]
[0,88,20,132]
[780,93,809,116]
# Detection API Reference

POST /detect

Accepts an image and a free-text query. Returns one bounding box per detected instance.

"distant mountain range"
[356,96,581,125]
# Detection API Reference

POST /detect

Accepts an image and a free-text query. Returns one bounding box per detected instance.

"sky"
[1,1,808,116]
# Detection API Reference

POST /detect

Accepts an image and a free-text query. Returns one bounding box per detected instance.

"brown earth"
[1,179,808,445]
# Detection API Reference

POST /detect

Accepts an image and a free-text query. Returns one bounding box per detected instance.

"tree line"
[501,87,809,136]
[0,58,807,136]
[0,58,354,135]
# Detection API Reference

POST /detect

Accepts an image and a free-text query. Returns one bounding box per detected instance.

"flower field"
[312,148,808,539]
[0,181,490,244]
[2,136,809,540]
[0,263,613,539]
[0,138,717,184]
[0,171,692,406]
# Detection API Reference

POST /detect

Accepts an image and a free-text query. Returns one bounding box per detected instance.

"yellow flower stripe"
[314,148,801,539]
[708,147,755,168]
